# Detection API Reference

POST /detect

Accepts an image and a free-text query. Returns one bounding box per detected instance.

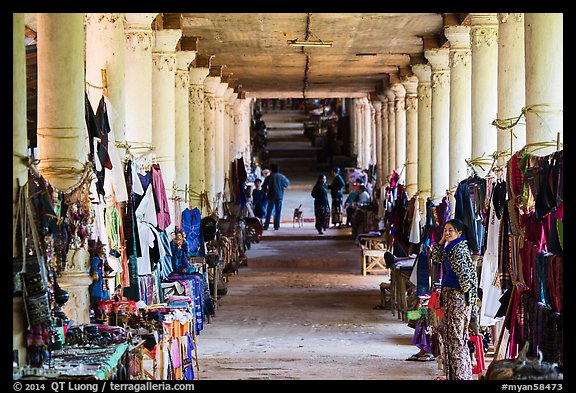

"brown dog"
[293,204,304,228]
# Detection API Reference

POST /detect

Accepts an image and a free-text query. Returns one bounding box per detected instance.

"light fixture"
[287,39,333,48]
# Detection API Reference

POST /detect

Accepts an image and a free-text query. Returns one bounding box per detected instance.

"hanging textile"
[181,207,202,256]
[101,96,129,203]
[151,163,171,231]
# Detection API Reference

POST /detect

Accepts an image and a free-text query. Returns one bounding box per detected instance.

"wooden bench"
[361,249,389,276]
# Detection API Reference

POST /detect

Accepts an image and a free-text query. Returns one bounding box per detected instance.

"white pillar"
[152,28,181,232]
[402,75,419,197]
[37,13,87,192]
[524,13,563,155]
[13,12,28,367]
[379,95,389,183]
[214,82,229,196]
[497,13,526,163]
[85,13,126,141]
[392,83,407,184]
[424,48,451,203]
[385,88,396,176]
[174,50,196,194]
[235,98,252,163]
[370,100,377,167]
[37,13,92,324]
[445,25,472,208]
[226,90,238,161]
[223,87,235,182]
[470,13,499,175]
[203,76,220,200]
[411,64,432,199]
[373,101,383,189]
[124,13,158,146]
[188,67,210,206]
[363,97,372,170]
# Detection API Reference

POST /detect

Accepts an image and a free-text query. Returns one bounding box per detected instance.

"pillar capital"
[204,76,221,94]
[124,13,158,28]
[470,13,499,48]
[424,48,450,71]
[391,82,406,98]
[84,13,125,27]
[176,50,196,71]
[215,82,229,98]
[153,29,182,52]
[498,13,523,24]
[372,100,382,111]
[411,63,432,83]
[400,75,419,96]
[444,25,472,49]
[189,67,209,85]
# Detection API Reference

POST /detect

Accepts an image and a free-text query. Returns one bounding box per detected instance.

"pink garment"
[151,163,171,231]
[171,339,181,369]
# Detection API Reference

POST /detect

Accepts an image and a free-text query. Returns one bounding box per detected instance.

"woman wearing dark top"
[430,218,478,380]
[311,174,330,234]
[251,178,267,220]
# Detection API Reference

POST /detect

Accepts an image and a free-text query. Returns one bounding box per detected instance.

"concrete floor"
[193,224,445,380]
[189,110,445,380]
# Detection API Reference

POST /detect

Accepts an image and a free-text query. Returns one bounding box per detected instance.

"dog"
[293,204,304,228]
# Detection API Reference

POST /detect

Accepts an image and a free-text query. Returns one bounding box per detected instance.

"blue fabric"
[184,333,195,380]
[158,231,173,280]
[182,207,202,255]
[252,189,267,219]
[416,251,430,296]
[170,240,189,274]
[262,172,290,200]
[441,237,466,289]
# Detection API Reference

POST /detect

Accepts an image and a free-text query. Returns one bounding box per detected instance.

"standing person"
[262,163,290,230]
[430,218,478,380]
[327,167,346,228]
[311,174,330,235]
[251,178,267,221]
[344,185,359,226]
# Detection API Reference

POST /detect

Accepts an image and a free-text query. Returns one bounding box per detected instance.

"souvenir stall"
[13,90,218,380]
[483,142,563,379]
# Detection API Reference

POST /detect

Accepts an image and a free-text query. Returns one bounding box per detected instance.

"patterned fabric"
[315,205,330,232]
[330,199,343,225]
[441,287,473,380]
[430,241,478,310]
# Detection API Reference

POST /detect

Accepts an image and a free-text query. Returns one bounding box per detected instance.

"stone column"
[352,98,362,166]
[379,95,389,183]
[373,101,383,189]
[524,13,563,155]
[36,13,87,191]
[203,76,220,200]
[363,97,372,169]
[497,13,526,164]
[85,13,126,141]
[235,98,252,163]
[370,100,377,167]
[470,13,499,175]
[37,13,92,325]
[174,50,196,194]
[226,89,238,162]
[152,28,181,232]
[424,48,451,203]
[496,15,526,161]
[385,88,396,176]
[214,82,229,196]
[392,83,407,184]
[188,67,210,207]
[13,12,28,367]
[411,64,432,199]
[445,25,472,210]
[124,13,157,146]
[223,87,235,182]
[402,75,419,197]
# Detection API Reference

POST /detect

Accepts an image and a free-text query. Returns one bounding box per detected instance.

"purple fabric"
[411,318,432,353]
[151,164,171,231]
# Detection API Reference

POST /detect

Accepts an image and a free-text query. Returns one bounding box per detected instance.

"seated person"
[344,185,359,226]
[357,184,371,204]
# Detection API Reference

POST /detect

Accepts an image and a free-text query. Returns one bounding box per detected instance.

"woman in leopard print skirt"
[431,218,478,380]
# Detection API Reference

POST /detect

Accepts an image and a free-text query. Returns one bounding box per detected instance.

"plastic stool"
[468,335,486,375]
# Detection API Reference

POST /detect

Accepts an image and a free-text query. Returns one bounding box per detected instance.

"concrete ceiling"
[25,13,472,99]
[181,13,447,98]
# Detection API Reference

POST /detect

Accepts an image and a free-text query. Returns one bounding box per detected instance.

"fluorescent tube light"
[287,39,333,48]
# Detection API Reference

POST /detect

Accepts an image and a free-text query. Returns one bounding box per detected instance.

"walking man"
[262,163,290,230]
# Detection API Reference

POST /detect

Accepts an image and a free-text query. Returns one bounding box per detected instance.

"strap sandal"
[405,354,421,361]
[417,354,436,361]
